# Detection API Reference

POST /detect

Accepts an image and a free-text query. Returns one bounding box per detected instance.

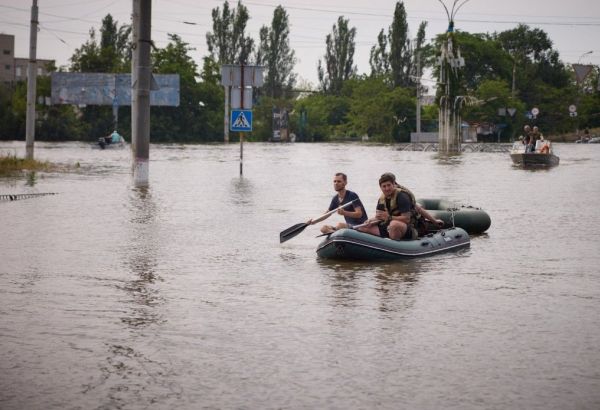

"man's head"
[524,125,531,132]
[379,173,396,197]
[333,172,347,192]
[533,126,539,132]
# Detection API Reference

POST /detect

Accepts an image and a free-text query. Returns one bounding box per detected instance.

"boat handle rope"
[447,204,457,228]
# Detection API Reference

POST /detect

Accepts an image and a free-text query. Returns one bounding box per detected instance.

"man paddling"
[308,172,368,234]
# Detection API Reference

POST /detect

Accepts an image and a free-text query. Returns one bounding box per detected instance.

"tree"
[389,1,412,87]
[318,16,357,95]
[496,24,554,97]
[150,34,202,141]
[68,14,132,140]
[412,21,427,86]
[197,57,225,141]
[346,76,395,140]
[256,6,296,98]
[206,0,254,64]
[369,3,427,87]
[369,29,390,77]
[70,14,131,73]
[292,93,350,140]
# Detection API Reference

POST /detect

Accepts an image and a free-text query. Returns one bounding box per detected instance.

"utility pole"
[25,0,38,160]
[131,2,138,150]
[416,51,421,134]
[132,0,151,186]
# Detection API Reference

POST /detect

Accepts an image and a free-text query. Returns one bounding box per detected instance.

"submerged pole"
[25,0,38,160]
[132,0,151,186]
[416,51,421,134]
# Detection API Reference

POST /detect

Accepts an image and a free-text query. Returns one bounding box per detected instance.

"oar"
[315,219,378,238]
[280,199,357,243]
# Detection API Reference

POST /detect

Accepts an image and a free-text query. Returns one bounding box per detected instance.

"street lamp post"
[573,51,593,134]
[436,0,470,153]
[577,50,593,64]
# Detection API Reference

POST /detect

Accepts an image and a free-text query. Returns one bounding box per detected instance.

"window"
[15,67,21,76]
[3,49,10,55]
[37,67,42,75]
[5,65,11,70]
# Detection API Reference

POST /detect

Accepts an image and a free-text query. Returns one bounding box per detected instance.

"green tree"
[292,93,350,140]
[317,16,357,95]
[369,29,390,78]
[346,76,396,140]
[69,14,132,140]
[150,34,202,142]
[369,3,427,87]
[197,57,225,141]
[389,1,412,87]
[0,85,21,140]
[70,14,131,73]
[496,24,555,98]
[206,0,254,64]
[256,6,296,98]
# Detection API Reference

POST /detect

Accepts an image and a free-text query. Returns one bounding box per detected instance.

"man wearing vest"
[359,172,443,240]
[308,172,368,234]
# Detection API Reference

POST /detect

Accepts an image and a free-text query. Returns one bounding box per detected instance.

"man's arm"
[416,204,444,226]
[308,196,340,225]
[338,205,363,219]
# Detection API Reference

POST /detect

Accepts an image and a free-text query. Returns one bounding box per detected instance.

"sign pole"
[240,132,244,176]
[240,64,245,176]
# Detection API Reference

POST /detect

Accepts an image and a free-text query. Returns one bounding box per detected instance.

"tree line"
[1,1,599,143]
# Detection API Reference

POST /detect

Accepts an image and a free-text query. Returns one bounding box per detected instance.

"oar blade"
[280,222,308,243]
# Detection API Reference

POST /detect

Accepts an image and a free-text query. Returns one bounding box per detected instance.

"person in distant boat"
[522,125,535,152]
[530,126,543,150]
[358,173,443,240]
[110,130,122,144]
[308,172,368,234]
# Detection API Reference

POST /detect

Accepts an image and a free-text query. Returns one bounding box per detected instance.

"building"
[0,33,14,86]
[0,33,55,86]
[14,58,55,82]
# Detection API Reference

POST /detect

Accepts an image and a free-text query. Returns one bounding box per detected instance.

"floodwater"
[1,141,599,410]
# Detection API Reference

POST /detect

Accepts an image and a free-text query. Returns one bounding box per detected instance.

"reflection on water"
[26,171,36,186]
[434,152,464,166]
[1,142,600,409]
[229,176,254,206]
[318,258,422,313]
[121,186,163,328]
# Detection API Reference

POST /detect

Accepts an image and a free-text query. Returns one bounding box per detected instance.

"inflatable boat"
[417,198,491,234]
[316,227,470,261]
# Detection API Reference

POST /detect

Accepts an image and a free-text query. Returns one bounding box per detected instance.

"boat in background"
[417,198,491,234]
[510,140,559,167]
[92,131,127,150]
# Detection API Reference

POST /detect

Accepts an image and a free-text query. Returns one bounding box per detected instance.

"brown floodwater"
[1,141,599,409]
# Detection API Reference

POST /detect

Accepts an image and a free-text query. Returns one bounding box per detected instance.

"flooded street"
[1,141,600,409]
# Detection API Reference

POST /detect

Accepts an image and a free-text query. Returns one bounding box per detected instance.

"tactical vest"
[377,185,420,227]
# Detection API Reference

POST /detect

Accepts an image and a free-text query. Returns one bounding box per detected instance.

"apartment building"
[0,33,14,85]
[0,33,55,85]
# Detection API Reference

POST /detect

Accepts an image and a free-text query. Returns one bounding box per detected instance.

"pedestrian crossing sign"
[230,109,253,132]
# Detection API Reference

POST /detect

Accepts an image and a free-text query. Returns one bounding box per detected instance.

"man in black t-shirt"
[308,172,368,234]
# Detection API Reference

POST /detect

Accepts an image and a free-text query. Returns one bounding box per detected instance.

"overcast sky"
[1,0,599,88]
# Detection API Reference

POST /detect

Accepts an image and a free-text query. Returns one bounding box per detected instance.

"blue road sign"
[230,109,253,132]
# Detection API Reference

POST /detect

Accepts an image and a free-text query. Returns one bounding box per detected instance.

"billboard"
[51,72,180,107]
